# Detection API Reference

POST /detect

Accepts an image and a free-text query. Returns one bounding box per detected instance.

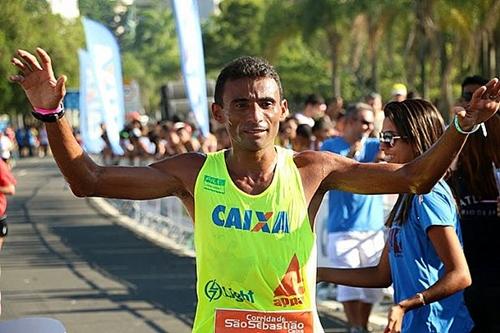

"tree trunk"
[327,28,342,97]
[371,47,379,92]
[438,33,454,122]
[416,0,429,99]
[368,16,380,92]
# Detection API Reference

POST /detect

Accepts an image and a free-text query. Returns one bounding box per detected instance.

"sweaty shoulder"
[151,152,207,195]
[293,150,336,194]
[293,149,336,170]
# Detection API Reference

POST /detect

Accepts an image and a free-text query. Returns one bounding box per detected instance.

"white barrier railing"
[106,197,194,251]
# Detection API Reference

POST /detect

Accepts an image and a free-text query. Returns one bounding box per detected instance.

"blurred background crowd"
[0,78,480,167]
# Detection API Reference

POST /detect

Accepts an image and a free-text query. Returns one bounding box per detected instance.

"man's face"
[348,109,374,140]
[460,84,482,107]
[212,77,288,151]
[392,94,406,102]
[305,103,326,118]
[177,127,191,143]
[281,119,298,140]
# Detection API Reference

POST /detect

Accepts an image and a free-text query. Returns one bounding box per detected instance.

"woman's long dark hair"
[384,99,446,227]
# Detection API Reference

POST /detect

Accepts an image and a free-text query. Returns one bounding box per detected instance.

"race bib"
[215,308,313,333]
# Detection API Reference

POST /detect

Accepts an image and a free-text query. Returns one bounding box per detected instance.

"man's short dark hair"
[461,75,488,91]
[296,124,313,139]
[214,56,283,105]
[304,94,325,106]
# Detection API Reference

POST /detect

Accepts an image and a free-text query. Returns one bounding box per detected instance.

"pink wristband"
[33,103,63,116]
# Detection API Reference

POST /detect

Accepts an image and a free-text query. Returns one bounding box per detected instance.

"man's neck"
[342,130,362,145]
[226,146,277,176]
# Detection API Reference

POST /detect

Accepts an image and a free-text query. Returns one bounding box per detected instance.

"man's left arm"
[318,79,500,195]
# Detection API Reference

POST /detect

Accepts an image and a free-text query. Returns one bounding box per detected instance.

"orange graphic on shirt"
[273,254,305,307]
[251,212,273,232]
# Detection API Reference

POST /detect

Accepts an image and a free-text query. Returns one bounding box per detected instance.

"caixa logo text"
[204,279,255,304]
[211,205,289,233]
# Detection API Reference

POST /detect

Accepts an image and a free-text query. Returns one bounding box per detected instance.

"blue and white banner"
[82,17,125,155]
[79,49,104,154]
[172,0,209,136]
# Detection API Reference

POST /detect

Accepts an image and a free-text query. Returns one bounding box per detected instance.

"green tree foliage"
[203,0,266,74]
[0,0,83,117]
[121,1,180,111]
[254,0,498,111]
[273,38,331,108]
[79,0,179,112]
[202,0,332,106]
[79,0,118,29]
[1,0,498,121]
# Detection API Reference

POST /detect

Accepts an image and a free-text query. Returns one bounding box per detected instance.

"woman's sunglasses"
[379,131,407,147]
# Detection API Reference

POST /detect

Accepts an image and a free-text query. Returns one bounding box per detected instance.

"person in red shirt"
[0,159,16,249]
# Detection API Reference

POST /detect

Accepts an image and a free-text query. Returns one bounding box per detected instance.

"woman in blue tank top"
[318,99,474,333]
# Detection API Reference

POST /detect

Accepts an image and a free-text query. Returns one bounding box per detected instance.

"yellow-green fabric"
[192,146,321,332]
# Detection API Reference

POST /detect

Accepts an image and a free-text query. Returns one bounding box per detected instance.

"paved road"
[1,158,349,332]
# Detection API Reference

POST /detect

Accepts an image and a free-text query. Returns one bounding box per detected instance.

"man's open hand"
[9,48,66,110]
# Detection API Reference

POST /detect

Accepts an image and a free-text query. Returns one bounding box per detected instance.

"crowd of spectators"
[0,81,458,168]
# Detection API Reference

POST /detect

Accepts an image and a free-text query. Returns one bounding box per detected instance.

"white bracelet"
[453,115,481,135]
[416,292,426,306]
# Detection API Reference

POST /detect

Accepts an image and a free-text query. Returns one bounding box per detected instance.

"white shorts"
[328,230,385,304]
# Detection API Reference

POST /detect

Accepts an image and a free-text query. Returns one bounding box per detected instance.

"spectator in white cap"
[391,83,407,102]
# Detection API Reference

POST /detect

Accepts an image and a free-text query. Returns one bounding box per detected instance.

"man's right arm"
[10,48,202,201]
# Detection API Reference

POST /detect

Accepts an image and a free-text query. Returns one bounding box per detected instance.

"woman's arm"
[404,226,471,309]
[317,242,392,288]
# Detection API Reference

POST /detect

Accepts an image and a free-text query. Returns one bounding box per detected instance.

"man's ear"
[211,103,226,124]
[280,99,290,121]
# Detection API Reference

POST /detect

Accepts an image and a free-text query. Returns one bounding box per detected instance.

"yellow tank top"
[193,146,323,332]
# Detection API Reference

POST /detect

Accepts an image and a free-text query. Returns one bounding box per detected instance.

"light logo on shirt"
[211,205,289,234]
[204,279,255,304]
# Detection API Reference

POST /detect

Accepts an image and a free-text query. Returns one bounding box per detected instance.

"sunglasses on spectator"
[462,91,473,102]
[379,131,407,147]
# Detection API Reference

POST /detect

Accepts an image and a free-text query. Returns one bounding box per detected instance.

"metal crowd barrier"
[105,197,195,251]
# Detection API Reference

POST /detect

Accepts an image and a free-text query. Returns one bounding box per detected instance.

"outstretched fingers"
[475,78,499,100]
[16,49,43,72]
[11,57,29,73]
[56,75,67,97]
[36,47,55,79]
[492,79,500,102]
[9,74,25,84]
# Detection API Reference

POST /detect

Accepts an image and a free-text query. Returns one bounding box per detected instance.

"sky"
[47,0,80,20]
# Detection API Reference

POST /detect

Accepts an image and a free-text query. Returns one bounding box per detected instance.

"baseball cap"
[391,83,407,96]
